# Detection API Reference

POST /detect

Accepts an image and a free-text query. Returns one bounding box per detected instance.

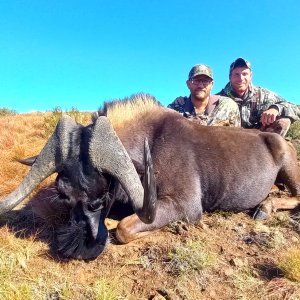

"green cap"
[229,58,251,75]
[188,64,213,80]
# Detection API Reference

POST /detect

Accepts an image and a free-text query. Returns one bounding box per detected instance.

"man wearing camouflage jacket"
[218,57,300,137]
[168,64,241,127]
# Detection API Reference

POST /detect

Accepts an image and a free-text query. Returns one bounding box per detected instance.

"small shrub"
[0,108,17,116]
[43,107,63,137]
[43,107,91,137]
[287,120,300,140]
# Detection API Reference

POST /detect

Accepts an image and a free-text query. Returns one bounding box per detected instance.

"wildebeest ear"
[91,107,107,122]
[15,155,38,166]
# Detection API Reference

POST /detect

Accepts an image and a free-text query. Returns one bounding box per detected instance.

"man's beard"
[194,90,208,101]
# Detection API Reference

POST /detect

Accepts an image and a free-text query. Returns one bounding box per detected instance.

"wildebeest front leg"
[116,214,156,243]
[253,196,300,220]
[116,196,201,244]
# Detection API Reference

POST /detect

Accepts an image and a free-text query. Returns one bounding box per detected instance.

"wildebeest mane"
[93,93,162,127]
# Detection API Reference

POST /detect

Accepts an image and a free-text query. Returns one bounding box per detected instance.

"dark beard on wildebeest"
[46,133,119,261]
[28,178,134,260]
[50,148,134,260]
[54,200,134,260]
[55,218,107,260]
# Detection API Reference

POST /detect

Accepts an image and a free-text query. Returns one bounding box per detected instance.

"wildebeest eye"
[59,193,73,206]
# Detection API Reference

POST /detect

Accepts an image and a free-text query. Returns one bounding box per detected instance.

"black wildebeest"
[1,94,300,260]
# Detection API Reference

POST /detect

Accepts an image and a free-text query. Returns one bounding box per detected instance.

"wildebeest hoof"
[253,209,268,220]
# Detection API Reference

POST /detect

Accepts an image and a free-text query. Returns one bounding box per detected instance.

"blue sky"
[0,0,300,113]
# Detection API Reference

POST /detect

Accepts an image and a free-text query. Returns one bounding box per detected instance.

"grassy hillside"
[1,111,300,299]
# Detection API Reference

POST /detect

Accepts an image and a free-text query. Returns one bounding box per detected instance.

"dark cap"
[229,58,251,75]
[188,64,213,80]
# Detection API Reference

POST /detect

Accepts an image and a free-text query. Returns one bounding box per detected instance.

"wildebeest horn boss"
[1,94,300,260]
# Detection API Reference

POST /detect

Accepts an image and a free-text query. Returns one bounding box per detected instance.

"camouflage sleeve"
[230,103,241,127]
[167,97,186,114]
[259,87,300,122]
[227,99,241,127]
[209,96,241,127]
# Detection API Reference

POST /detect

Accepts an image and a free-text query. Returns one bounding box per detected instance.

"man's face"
[230,67,252,96]
[187,75,213,101]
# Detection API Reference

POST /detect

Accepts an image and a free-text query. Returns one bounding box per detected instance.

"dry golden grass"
[0,113,49,196]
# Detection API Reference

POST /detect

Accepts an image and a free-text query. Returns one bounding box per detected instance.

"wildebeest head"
[0,115,156,260]
[52,157,115,260]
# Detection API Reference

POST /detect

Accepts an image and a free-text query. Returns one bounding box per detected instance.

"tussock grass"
[166,239,217,276]
[232,266,264,299]
[88,278,120,300]
[278,248,300,282]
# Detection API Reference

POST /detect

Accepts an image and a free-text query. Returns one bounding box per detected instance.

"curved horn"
[0,115,79,214]
[89,117,156,224]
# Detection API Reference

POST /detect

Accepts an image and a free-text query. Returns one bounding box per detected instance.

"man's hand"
[260,108,279,126]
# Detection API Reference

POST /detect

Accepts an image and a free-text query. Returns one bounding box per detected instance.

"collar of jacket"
[224,82,255,102]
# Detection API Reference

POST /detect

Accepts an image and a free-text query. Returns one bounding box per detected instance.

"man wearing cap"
[168,64,241,127]
[218,57,300,136]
